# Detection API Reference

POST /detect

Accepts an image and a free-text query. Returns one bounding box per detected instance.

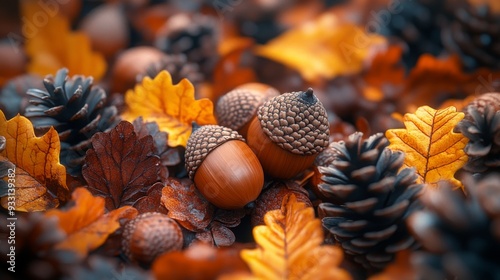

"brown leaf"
[152,242,250,280]
[82,121,161,211]
[161,177,215,232]
[0,111,68,211]
[132,182,168,215]
[45,187,138,257]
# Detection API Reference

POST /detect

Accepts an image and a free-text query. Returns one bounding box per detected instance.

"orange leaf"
[255,12,386,82]
[0,111,67,211]
[45,187,137,257]
[368,250,416,280]
[122,70,217,147]
[386,106,469,189]
[22,1,106,80]
[240,194,351,280]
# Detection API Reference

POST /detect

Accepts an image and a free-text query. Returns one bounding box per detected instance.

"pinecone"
[442,0,500,70]
[377,0,450,69]
[24,68,120,175]
[317,132,423,272]
[0,74,43,119]
[154,13,220,77]
[0,212,80,280]
[456,92,500,174]
[136,54,204,87]
[408,174,500,280]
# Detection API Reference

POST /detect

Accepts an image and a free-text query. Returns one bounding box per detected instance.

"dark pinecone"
[408,174,500,280]
[317,132,423,272]
[0,212,80,280]
[456,93,500,174]
[136,54,204,87]
[0,74,43,119]
[442,0,500,70]
[377,0,450,69]
[24,68,120,175]
[154,13,220,77]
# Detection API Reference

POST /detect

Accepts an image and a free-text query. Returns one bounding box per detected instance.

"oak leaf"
[255,12,386,82]
[122,71,216,147]
[240,194,351,280]
[82,121,161,211]
[22,1,106,81]
[386,106,468,189]
[45,187,137,257]
[0,111,68,211]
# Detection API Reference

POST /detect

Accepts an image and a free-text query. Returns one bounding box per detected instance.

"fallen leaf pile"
[0,0,499,279]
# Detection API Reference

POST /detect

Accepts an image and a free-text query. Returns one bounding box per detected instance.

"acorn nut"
[122,212,183,265]
[215,86,278,138]
[185,124,264,209]
[247,88,330,179]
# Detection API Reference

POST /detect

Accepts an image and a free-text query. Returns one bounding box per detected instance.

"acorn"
[235,82,280,98]
[122,212,183,265]
[215,87,278,138]
[185,124,264,209]
[247,88,330,179]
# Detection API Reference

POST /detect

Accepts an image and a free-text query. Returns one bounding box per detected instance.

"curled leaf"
[386,106,469,189]
[0,111,68,211]
[45,187,138,257]
[241,194,351,280]
[82,121,161,210]
[122,71,216,147]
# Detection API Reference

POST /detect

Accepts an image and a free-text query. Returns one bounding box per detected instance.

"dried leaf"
[255,12,386,82]
[161,178,214,232]
[45,187,137,257]
[152,242,250,280]
[241,194,351,280]
[82,121,161,211]
[386,106,469,189]
[0,111,68,211]
[368,250,415,280]
[122,71,216,147]
[22,1,106,80]
[132,182,168,215]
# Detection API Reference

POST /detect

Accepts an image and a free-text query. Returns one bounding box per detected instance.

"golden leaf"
[254,12,386,82]
[122,70,217,147]
[386,106,469,189]
[45,187,137,257]
[22,1,106,80]
[240,194,351,280]
[0,111,68,211]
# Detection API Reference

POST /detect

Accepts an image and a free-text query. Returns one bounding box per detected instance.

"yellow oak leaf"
[240,194,351,280]
[45,187,137,257]
[386,106,469,189]
[122,70,217,147]
[254,12,386,82]
[22,1,106,80]
[0,110,68,211]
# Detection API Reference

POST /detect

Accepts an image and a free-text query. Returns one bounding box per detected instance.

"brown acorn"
[247,88,330,179]
[235,82,280,98]
[122,212,183,265]
[215,86,278,138]
[185,124,264,209]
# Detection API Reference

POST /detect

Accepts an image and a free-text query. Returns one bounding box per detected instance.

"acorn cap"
[185,125,244,179]
[465,92,500,116]
[257,88,330,155]
[216,89,263,130]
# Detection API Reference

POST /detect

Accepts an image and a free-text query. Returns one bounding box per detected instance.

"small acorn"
[247,88,330,179]
[122,212,183,265]
[185,124,264,209]
[215,86,278,138]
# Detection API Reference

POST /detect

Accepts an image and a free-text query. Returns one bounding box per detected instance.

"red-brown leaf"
[82,121,161,210]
